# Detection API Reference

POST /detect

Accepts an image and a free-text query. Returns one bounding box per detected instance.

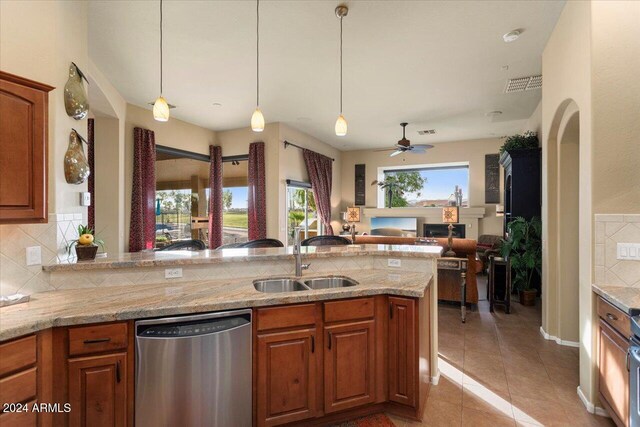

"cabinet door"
[68,353,127,427]
[256,328,317,427]
[598,319,629,427]
[0,72,52,224]
[388,297,416,407]
[324,320,375,413]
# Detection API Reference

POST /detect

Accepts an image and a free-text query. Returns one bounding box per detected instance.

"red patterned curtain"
[208,145,223,248]
[248,142,266,240]
[302,149,334,235]
[129,128,156,252]
[87,118,95,231]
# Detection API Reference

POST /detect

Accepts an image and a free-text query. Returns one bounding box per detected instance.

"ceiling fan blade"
[408,144,434,154]
[374,148,396,152]
[389,149,404,157]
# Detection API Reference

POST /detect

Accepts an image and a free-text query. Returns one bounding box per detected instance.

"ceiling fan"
[378,123,434,157]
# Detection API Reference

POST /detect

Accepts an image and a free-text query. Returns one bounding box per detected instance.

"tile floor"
[389,277,615,427]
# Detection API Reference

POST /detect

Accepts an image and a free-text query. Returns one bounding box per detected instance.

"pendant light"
[152,0,173,122]
[335,5,349,137]
[251,0,265,132]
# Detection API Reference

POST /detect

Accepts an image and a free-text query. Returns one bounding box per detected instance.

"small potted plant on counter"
[501,216,542,306]
[67,224,104,261]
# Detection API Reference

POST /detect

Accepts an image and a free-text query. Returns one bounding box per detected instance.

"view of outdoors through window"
[286,186,319,246]
[382,165,469,208]
[155,151,249,249]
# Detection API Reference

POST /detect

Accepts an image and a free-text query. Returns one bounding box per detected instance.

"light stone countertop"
[0,269,433,342]
[593,284,640,315]
[43,244,443,272]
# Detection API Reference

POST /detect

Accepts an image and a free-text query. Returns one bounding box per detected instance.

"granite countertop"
[43,244,442,272]
[593,284,640,315]
[0,269,433,342]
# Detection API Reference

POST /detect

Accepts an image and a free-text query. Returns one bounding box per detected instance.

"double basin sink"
[254,276,358,293]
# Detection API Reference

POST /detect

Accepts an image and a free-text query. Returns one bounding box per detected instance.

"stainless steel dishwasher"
[135,309,252,427]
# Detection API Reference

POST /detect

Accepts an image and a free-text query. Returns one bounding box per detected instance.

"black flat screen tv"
[370,217,417,238]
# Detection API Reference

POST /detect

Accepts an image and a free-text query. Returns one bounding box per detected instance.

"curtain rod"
[283,140,335,162]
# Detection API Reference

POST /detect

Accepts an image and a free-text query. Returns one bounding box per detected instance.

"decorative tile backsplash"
[0,213,84,296]
[595,214,640,287]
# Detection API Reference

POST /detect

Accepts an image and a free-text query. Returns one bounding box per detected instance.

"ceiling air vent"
[505,75,542,93]
[417,129,436,135]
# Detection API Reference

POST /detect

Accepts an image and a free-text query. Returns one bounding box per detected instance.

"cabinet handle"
[83,338,111,344]
[116,360,121,383]
[327,332,332,350]
[311,335,315,353]
[627,350,631,372]
[606,313,618,322]
[390,302,394,319]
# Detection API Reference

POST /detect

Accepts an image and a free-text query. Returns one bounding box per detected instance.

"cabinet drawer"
[324,298,374,323]
[598,297,631,339]
[68,322,128,357]
[256,304,317,332]
[0,368,37,406]
[0,402,37,426]
[0,335,36,377]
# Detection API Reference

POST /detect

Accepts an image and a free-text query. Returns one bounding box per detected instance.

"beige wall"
[340,138,504,236]
[279,124,343,239]
[523,101,542,137]
[590,1,640,214]
[0,0,89,215]
[124,104,217,250]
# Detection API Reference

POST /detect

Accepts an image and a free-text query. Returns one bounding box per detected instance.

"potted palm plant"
[66,224,104,261]
[500,216,542,306]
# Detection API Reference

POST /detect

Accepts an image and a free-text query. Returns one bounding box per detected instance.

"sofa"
[346,235,480,305]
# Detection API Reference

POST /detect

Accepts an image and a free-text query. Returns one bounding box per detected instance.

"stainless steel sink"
[302,276,358,289]
[253,278,310,293]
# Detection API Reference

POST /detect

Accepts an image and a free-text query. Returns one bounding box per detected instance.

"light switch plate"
[617,243,640,260]
[26,246,42,266]
[388,259,401,268]
[165,268,183,279]
[79,192,91,206]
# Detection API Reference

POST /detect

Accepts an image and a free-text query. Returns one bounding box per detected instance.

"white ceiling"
[88,0,564,150]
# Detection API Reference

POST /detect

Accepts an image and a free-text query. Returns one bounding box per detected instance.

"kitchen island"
[0,244,440,426]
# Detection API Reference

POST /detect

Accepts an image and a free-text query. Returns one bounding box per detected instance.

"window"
[378,163,469,208]
[221,160,249,246]
[155,146,249,249]
[286,182,321,246]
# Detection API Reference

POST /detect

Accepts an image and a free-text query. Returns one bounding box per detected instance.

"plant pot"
[75,244,98,261]
[519,289,537,306]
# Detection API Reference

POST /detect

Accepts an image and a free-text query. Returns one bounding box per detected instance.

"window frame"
[285,180,323,244]
[376,162,470,208]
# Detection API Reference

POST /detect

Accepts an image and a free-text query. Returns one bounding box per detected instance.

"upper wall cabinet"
[0,71,54,224]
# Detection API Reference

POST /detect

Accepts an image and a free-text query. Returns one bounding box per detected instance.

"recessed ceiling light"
[503,29,522,43]
[501,65,509,71]
[486,111,503,117]
[212,102,222,107]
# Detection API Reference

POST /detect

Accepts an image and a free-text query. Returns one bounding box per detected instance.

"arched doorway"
[543,99,581,344]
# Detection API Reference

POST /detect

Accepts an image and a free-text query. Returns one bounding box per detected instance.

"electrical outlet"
[26,246,42,266]
[388,258,401,268]
[165,268,183,279]
[618,243,640,260]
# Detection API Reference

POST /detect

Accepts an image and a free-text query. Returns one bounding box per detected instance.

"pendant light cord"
[160,0,163,95]
[256,0,260,107]
[339,15,343,114]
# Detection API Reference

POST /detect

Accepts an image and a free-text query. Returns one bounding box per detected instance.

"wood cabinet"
[323,320,376,413]
[388,297,417,407]
[256,328,318,426]
[597,296,630,427]
[53,321,134,427]
[68,353,128,427]
[0,71,53,224]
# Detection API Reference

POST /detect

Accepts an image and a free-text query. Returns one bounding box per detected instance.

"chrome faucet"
[293,227,311,277]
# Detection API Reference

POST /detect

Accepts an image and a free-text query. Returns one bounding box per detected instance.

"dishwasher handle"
[137,312,251,338]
